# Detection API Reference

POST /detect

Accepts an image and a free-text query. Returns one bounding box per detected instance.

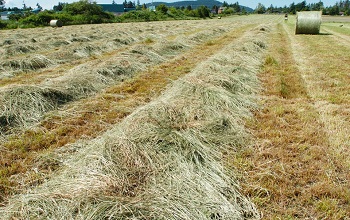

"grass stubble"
[230,20,350,219]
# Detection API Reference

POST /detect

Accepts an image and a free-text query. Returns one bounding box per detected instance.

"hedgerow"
[0,0,213,29]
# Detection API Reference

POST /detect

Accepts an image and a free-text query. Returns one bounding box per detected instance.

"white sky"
[3,0,337,10]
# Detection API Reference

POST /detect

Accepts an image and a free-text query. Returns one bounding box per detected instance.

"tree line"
[1,0,349,29]
[254,0,350,15]
[0,0,215,29]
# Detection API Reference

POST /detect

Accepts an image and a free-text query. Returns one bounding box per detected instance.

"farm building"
[0,11,8,20]
[31,7,42,14]
[218,7,226,14]
[148,5,156,11]
[98,4,135,15]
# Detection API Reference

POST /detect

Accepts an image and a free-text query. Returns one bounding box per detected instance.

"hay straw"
[0,40,191,130]
[2,55,55,72]
[0,86,71,129]
[295,11,322,35]
[0,24,269,219]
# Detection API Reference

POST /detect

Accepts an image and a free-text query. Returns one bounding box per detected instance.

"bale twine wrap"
[50,20,63,27]
[295,11,322,34]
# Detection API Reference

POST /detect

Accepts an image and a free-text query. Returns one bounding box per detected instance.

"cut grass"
[0,24,256,204]
[229,20,350,219]
[0,23,269,219]
[1,19,258,131]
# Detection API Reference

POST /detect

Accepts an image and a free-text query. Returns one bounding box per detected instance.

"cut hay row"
[0,86,71,131]
[0,40,188,131]
[0,21,260,204]
[0,19,257,131]
[0,22,230,79]
[0,20,230,77]
[0,24,270,219]
[1,55,55,72]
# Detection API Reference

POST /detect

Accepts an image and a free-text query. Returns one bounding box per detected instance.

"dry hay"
[3,45,39,56]
[1,55,55,73]
[0,86,71,130]
[0,18,243,78]
[0,39,190,130]
[73,44,102,58]
[0,35,195,130]
[0,25,269,219]
[49,20,63,28]
[154,40,189,57]
[188,29,225,44]
[0,68,13,80]
[295,11,322,35]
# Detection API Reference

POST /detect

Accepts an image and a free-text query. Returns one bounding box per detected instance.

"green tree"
[346,7,350,15]
[8,12,24,21]
[232,2,241,13]
[295,0,307,11]
[156,4,168,14]
[53,2,66,11]
[125,1,134,8]
[212,5,218,14]
[289,2,296,14]
[222,1,229,7]
[266,4,274,13]
[223,8,234,15]
[36,3,42,10]
[197,5,210,18]
[20,10,54,26]
[64,0,105,16]
[255,3,266,14]
[310,1,323,11]
[329,4,340,15]
[63,0,113,23]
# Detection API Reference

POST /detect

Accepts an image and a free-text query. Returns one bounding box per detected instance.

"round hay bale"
[295,11,322,35]
[50,20,63,28]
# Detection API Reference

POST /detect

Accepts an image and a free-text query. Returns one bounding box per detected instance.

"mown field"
[0,15,349,219]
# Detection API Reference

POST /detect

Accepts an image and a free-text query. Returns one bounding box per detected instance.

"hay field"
[1,15,349,219]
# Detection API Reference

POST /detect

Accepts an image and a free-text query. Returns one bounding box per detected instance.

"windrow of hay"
[0,86,71,130]
[295,11,322,35]
[0,38,187,131]
[0,20,235,77]
[0,24,270,219]
[1,55,55,72]
[0,19,254,130]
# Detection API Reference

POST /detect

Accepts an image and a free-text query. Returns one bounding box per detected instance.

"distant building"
[98,4,135,15]
[124,7,136,12]
[1,11,8,20]
[148,5,156,11]
[218,7,226,14]
[31,8,42,14]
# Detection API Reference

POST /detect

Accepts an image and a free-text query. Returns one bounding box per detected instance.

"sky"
[3,0,336,10]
